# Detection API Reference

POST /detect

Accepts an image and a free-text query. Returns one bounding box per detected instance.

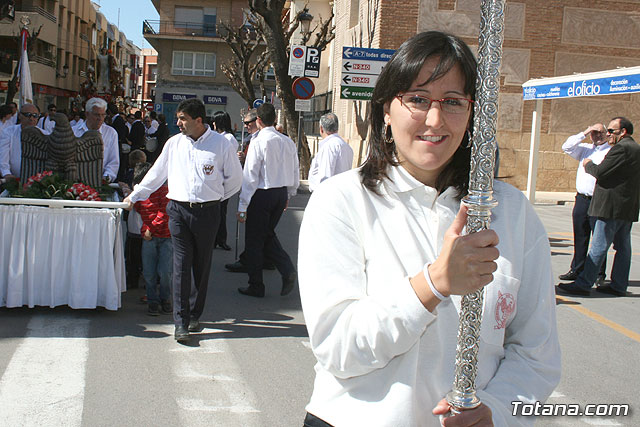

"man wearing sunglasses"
[558,123,611,284]
[557,117,640,297]
[0,103,50,181]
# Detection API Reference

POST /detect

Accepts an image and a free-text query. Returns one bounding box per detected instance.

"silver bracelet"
[423,263,449,301]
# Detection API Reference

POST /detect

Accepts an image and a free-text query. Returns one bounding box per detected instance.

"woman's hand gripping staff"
[410,204,500,313]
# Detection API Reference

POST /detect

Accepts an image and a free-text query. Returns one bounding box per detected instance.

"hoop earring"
[384,123,394,144]
[464,130,472,148]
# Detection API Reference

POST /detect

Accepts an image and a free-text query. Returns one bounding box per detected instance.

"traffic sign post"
[340,46,395,100]
[145,102,154,112]
[304,47,320,77]
[288,45,306,77]
[288,45,322,78]
[292,77,315,100]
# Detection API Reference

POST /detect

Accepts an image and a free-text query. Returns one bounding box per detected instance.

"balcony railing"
[17,6,57,24]
[31,54,56,68]
[143,20,226,38]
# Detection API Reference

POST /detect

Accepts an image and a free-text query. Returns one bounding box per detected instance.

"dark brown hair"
[360,31,478,199]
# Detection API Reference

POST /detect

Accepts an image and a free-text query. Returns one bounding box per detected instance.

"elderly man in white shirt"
[558,123,611,283]
[73,97,119,182]
[236,102,299,298]
[308,112,354,192]
[0,103,49,180]
[124,98,242,342]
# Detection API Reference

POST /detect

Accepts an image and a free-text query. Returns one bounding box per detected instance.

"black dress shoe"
[225,261,249,273]
[595,285,626,297]
[281,271,297,296]
[188,318,201,332]
[558,270,578,281]
[556,283,591,297]
[174,325,189,342]
[215,242,232,251]
[238,285,265,298]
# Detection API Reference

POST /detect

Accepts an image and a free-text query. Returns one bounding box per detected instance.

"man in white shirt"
[0,103,48,180]
[124,98,242,342]
[37,104,57,133]
[8,102,18,125]
[558,123,611,283]
[72,97,119,182]
[236,102,299,298]
[308,112,354,192]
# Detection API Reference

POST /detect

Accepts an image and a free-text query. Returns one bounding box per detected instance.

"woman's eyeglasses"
[20,112,39,119]
[397,93,473,115]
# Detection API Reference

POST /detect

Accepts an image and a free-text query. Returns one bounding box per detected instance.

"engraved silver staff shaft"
[446,0,505,414]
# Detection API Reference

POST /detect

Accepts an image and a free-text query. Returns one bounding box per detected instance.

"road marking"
[176,397,260,413]
[556,296,640,343]
[0,315,89,426]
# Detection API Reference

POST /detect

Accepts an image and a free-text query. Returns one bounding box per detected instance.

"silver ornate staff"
[446,0,505,414]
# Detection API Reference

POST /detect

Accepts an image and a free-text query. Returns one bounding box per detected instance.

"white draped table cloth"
[0,205,125,310]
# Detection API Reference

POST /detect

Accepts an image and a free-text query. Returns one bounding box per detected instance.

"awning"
[521,66,640,203]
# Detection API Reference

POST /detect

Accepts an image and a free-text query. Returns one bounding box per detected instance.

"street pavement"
[0,188,639,426]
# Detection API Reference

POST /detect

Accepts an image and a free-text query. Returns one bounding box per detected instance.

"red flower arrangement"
[23,170,54,190]
[67,183,102,201]
[14,171,103,201]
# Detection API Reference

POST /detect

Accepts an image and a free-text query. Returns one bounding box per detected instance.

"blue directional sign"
[253,99,265,108]
[342,47,395,61]
[523,70,640,100]
[341,47,395,100]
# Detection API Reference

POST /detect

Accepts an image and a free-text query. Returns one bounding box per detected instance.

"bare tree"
[351,0,380,164]
[5,25,42,105]
[219,14,271,106]
[248,0,335,176]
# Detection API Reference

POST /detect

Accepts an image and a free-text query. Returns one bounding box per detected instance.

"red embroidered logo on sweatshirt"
[203,164,214,175]
[494,291,515,330]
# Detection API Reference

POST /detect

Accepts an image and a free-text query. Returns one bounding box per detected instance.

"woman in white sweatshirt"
[298,31,561,427]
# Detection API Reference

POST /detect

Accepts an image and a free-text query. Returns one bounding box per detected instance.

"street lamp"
[57,64,69,78]
[297,8,313,37]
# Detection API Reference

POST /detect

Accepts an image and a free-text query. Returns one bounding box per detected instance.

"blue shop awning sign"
[522,66,640,100]
[162,93,197,102]
[204,95,227,105]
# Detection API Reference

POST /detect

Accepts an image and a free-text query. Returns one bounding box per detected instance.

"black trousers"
[245,187,295,287]
[167,200,220,327]
[571,193,606,277]
[303,413,333,427]
[215,198,229,245]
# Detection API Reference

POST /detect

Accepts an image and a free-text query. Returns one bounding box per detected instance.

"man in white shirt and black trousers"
[236,103,299,298]
[558,123,611,284]
[124,98,243,342]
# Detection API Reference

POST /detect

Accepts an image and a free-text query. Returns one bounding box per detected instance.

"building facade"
[143,0,275,135]
[0,0,140,112]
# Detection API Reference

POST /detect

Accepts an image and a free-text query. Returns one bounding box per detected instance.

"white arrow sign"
[341,73,379,88]
[342,60,386,75]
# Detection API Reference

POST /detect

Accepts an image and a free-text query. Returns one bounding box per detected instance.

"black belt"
[577,193,592,200]
[175,200,220,209]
